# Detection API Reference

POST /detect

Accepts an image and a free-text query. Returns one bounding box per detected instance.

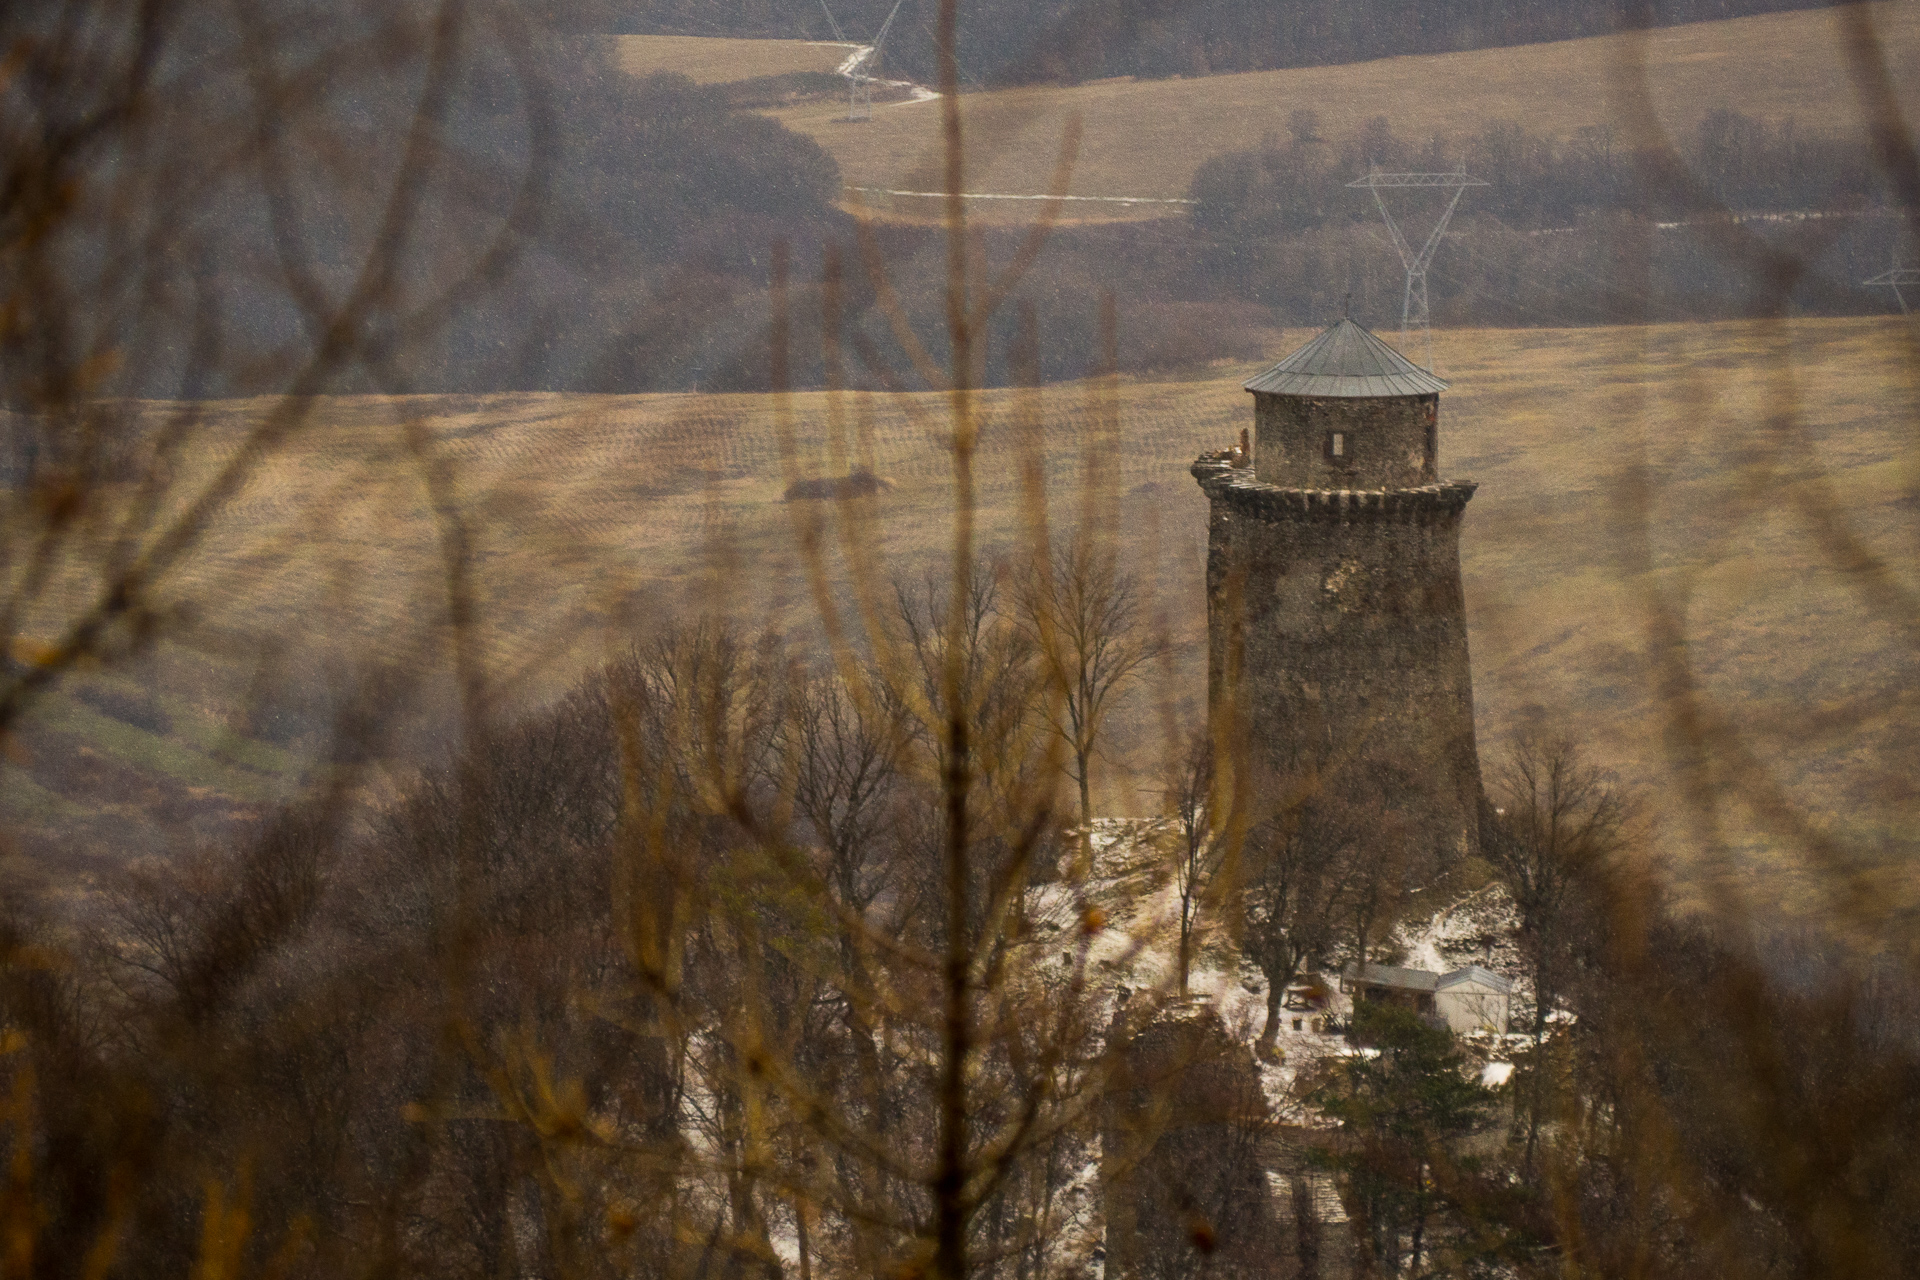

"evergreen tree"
[1309,1003,1495,1276]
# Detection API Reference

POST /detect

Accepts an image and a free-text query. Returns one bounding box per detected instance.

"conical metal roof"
[1243,319,1448,398]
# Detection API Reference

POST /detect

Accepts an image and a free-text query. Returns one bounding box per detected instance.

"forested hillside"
[577,0,1846,85]
[83,35,843,399]
[429,58,844,393]
[13,604,1919,1278]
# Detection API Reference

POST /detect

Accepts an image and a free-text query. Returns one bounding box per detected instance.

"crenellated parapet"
[1192,456,1474,525]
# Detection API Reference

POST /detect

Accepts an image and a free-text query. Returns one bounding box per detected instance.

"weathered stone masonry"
[1194,320,1483,866]
[1253,392,1440,490]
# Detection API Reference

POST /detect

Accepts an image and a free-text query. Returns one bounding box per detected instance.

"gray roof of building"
[1344,962,1515,995]
[1344,962,1440,992]
[1436,965,1514,994]
[1244,319,1449,398]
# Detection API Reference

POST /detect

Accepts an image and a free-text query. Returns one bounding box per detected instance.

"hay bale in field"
[783,467,894,501]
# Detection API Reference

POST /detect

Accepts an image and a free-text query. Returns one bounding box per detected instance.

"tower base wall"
[1196,463,1483,868]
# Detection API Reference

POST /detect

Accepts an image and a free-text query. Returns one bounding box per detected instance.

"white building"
[1340,962,1514,1035]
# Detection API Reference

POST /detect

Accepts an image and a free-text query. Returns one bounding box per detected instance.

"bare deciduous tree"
[1167,727,1221,995]
[1483,728,1627,1167]
[1242,792,1365,1054]
[1016,536,1166,829]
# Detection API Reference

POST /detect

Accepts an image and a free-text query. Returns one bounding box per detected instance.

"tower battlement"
[1191,461,1476,524]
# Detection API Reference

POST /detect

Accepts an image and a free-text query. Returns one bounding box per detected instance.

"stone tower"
[1192,318,1482,865]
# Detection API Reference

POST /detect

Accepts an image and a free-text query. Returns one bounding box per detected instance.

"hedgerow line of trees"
[1192,109,1905,240]
[1179,107,1911,328]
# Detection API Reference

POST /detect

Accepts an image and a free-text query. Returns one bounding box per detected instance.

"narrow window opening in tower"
[1326,431,1346,460]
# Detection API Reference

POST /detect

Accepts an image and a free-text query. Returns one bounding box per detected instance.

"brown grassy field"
[611,34,855,83]
[17,316,1914,911]
[725,2,1920,224]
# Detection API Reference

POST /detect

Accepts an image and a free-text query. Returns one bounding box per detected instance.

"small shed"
[1433,965,1513,1035]
[1341,962,1513,1035]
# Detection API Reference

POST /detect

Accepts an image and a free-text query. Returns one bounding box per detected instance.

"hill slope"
[15,318,1915,912]
[733,1,1920,222]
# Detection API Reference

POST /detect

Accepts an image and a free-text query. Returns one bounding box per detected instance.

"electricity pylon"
[1864,266,1920,315]
[848,0,907,122]
[1347,169,1487,371]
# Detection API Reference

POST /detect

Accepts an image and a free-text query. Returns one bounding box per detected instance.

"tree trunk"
[1525,952,1551,1171]
[796,1194,812,1280]
[934,689,971,1280]
[1257,954,1299,1052]
[1291,1175,1322,1280]
[1178,910,1192,995]
[1077,747,1092,828]
[1349,1194,1379,1278]
[1260,979,1283,1051]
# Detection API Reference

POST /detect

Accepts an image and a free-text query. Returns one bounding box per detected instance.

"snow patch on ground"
[1026,823,1544,1213]
[833,45,941,106]
[1394,881,1525,982]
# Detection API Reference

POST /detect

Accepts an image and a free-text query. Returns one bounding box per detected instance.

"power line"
[848,0,908,121]
[815,0,845,42]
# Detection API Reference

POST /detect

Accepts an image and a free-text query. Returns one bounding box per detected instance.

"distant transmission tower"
[1864,266,1920,314]
[1347,169,1487,371]
[849,64,872,120]
[848,0,907,122]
